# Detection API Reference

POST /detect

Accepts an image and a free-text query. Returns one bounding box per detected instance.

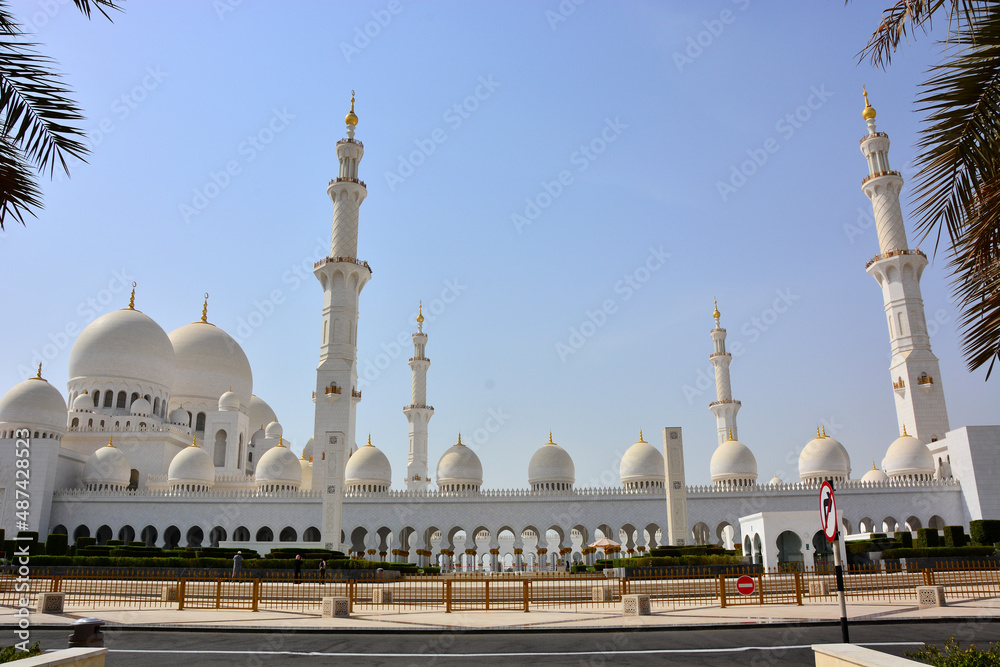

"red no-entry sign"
[736,575,755,595]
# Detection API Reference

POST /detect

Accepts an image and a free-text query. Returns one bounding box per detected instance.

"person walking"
[294,554,302,584]
[318,559,326,581]
[232,551,243,579]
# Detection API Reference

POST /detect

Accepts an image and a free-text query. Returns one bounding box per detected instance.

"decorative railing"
[314,256,372,273]
[328,176,366,187]
[860,132,888,142]
[709,352,731,359]
[709,399,741,407]
[336,137,364,148]
[403,403,434,410]
[918,375,934,386]
[861,169,901,186]
[866,247,926,269]
[893,379,905,389]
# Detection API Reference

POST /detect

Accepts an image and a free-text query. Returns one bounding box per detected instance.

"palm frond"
[854,0,982,68]
[71,0,123,22]
[0,135,43,227]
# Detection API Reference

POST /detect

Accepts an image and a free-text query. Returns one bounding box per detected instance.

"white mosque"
[1,93,997,571]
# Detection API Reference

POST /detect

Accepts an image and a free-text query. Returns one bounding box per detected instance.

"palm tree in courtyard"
[856,0,1000,378]
[0,0,121,229]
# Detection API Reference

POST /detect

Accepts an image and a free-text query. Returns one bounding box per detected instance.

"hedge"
[943,526,967,548]
[881,546,996,559]
[916,528,941,549]
[648,545,728,557]
[45,533,68,556]
[970,520,1000,547]
[75,537,97,549]
[595,554,742,567]
[893,531,914,549]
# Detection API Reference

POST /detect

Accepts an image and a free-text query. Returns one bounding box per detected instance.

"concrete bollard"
[622,594,651,616]
[68,617,105,648]
[322,597,350,618]
[916,585,946,609]
[36,592,65,614]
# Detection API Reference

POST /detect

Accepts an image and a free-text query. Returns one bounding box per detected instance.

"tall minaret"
[859,89,950,446]
[312,92,370,551]
[404,302,434,491]
[708,300,741,446]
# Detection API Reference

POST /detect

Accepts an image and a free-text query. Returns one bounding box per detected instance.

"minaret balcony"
[918,373,934,390]
[859,131,888,143]
[709,399,741,408]
[861,169,901,186]
[403,403,434,411]
[337,138,364,148]
[865,248,926,269]
[328,176,366,188]
[709,352,731,359]
[351,388,362,399]
[314,256,372,273]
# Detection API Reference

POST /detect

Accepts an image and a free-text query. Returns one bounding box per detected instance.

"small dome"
[82,439,131,489]
[69,307,175,391]
[129,398,151,416]
[345,437,392,490]
[882,430,934,480]
[768,473,784,487]
[169,320,252,412]
[299,455,312,491]
[218,390,240,411]
[619,432,664,487]
[861,462,890,484]
[167,442,216,488]
[798,429,851,482]
[264,420,283,439]
[710,435,758,485]
[527,433,575,489]
[255,439,302,488]
[436,435,483,490]
[169,407,190,426]
[303,436,315,460]
[0,375,68,433]
[249,394,277,432]
[72,392,94,412]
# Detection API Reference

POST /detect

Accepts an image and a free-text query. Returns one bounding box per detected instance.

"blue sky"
[1,0,996,488]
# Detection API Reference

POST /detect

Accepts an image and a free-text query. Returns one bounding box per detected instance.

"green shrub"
[906,636,1000,666]
[881,546,995,559]
[0,640,42,661]
[45,533,68,556]
[106,540,124,547]
[916,528,941,549]
[79,546,112,557]
[894,531,914,548]
[75,536,97,549]
[970,520,1000,547]
[570,564,593,573]
[419,566,441,575]
[943,526,967,547]
[27,556,73,566]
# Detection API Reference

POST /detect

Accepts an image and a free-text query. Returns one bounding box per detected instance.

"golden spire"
[862,86,876,120]
[345,90,358,126]
[821,425,827,437]
[366,434,373,447]
[728,428,734,441]
[713,299,721,319]
[278,435,284,447]
[548,431,554,444]
[902,424,908,436]
[190,434,198,448]
[816,426,821,438]
[128,282,136,310]
[457,433,463,446]
[638,430,645,443]
[107,435,114,448]
[34,363,42,379]
[416,301,424,324]
[872,460,877,470]
[201,293,209,323]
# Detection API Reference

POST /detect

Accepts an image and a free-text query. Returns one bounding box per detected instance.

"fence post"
[251,578,259,612]
[52,576,61,593]
[445,579,452,613]
[215,579,222,609]
[485,579,490,611]
[924,568,935,586]
[757,572,764,605]
[177,579,186,611]
[523,580,530,613]
[718,575,726,608]
[794,572,803,606]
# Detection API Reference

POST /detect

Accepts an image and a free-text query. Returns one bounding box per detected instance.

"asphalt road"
[24,620,1000,666]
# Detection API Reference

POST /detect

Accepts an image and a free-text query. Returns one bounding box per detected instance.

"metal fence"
[3,562,997,613]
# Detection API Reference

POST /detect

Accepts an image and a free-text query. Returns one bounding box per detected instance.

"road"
[27,620,1000,666]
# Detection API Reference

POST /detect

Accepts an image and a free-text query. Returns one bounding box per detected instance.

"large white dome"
[345,437,392,490]
[169,320,252,412]
[248,394,277,431]
[0,374,68,433]
[82,440,131,489]
[882,431,934,480]
[710,436,758,485]
[798,430,851,482]
[167,442,216,488]
[436,435,483,491]
[255,440,302,488]
[619,433,664,487]
[527,434,574,490]
[69,307,175,390]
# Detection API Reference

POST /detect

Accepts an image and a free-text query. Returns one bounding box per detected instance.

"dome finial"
[816,426,821,438]
[128,282,136,310]
[190,434,197,448]
[107,435,114,448]
[902,424,908,436]
[417,300,424,324]
[345,90,358,126]
[457,432,463,446]
[728,428,734,441]
[366,433,372,447]
[201,293,209,323]
[713,299,721,320]
[34,363,42,379]
[278,435,284,448]
[872,460,877,470]
[821,425,827,437]
[638,430,645,443]
[862,85,876,120]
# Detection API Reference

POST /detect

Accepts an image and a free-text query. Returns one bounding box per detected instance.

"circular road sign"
[736,575,755,596]
[819,480,837,542]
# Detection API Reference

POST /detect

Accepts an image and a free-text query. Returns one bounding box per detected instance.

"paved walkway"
[2,597,998,632]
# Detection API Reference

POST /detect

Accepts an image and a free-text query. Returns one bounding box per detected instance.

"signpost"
[820,480,849,642]
[736,574,755,596]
